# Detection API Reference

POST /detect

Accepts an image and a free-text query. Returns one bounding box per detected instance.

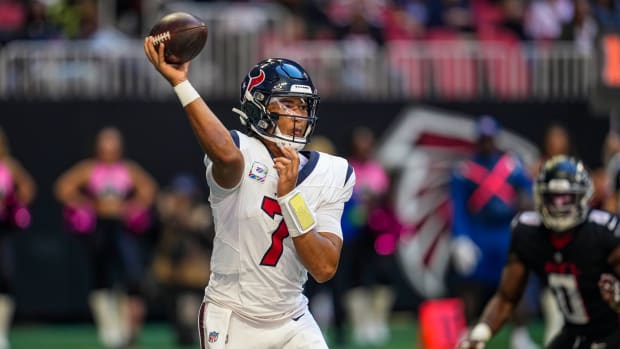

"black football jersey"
[510,209,620,336]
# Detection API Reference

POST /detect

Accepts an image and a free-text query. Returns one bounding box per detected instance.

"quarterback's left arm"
[293,229,343,283]
[274,147,354,283]
[291,180,354,282]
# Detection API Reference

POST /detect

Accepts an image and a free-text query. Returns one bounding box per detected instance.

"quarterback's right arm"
[143,38,243,189]
[457,253,529,349]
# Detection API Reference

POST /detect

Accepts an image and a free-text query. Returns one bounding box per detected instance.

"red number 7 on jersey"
[260,197,289,267]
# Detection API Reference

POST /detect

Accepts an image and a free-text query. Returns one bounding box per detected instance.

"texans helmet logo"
[242,69,266,102]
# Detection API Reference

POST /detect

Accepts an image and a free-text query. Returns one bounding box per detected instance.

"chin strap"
[273,128,306,150]
[232,107,249,125]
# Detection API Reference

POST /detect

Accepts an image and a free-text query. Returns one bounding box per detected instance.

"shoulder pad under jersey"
[588,209,614,227]
[512,211,542,228]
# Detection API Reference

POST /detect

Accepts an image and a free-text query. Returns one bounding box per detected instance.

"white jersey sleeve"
[203,130,243,202]
[312,155,355,239]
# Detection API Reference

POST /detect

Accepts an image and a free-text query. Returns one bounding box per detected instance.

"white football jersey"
[203,130,355,323]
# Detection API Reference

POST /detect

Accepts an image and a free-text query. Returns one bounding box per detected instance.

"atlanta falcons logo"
[242,69,266,102]
[376,107,539,298]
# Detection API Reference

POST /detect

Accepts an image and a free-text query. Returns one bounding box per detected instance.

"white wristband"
[277,189,317,238]
[470,323,491,342]
[174,80,200,107]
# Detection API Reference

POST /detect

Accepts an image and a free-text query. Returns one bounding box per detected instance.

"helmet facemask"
[540,191,581,231]
[535,175,593,233]
[235,90,319,151]
[265,96,317,150]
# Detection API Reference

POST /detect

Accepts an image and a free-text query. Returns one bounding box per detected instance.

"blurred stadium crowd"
[1,0,613,101]
[2,0,620,47]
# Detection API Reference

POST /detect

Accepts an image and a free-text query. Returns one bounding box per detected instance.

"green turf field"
[9,319,545,349]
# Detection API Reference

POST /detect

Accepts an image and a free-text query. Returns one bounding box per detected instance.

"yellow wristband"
[277,190,316,237]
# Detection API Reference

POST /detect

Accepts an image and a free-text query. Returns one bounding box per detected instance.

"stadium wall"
[0,100,609,321]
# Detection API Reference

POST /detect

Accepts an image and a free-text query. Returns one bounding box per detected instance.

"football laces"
[152,31,171,45]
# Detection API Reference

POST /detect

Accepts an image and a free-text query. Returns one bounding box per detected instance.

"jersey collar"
[297,150,319,185]
[254,135,320,186]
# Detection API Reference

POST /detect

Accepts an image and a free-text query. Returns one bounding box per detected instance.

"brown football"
[149,12,208,64]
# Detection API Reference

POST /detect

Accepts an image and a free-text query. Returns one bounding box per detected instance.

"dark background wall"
[0,100,610,321]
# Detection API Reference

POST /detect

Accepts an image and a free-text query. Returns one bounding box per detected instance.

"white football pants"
[198,302,328,349]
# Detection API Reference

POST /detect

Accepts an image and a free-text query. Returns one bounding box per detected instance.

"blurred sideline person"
[345,126,392,346]
[152,173,214,347]
[144,36,355,348]
[590,167,611,211]
[531,123,573,177]
[0,128,35,349]
[54,127,157,348]
[458,156,620,349]
[450,116,538,349]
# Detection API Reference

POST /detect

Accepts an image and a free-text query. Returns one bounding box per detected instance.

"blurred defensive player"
[458,156,620,349]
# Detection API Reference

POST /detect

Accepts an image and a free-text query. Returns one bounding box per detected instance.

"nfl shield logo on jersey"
[208,331,219,343]
[248,161,268,183]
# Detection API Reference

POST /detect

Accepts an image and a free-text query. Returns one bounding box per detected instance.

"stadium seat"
[478,27,530,99]
[387,40,426,98]
[426,29,477,100]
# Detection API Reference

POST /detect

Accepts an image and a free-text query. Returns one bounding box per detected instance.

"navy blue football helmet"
[534,155,593,232]
[232,58,320,150]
